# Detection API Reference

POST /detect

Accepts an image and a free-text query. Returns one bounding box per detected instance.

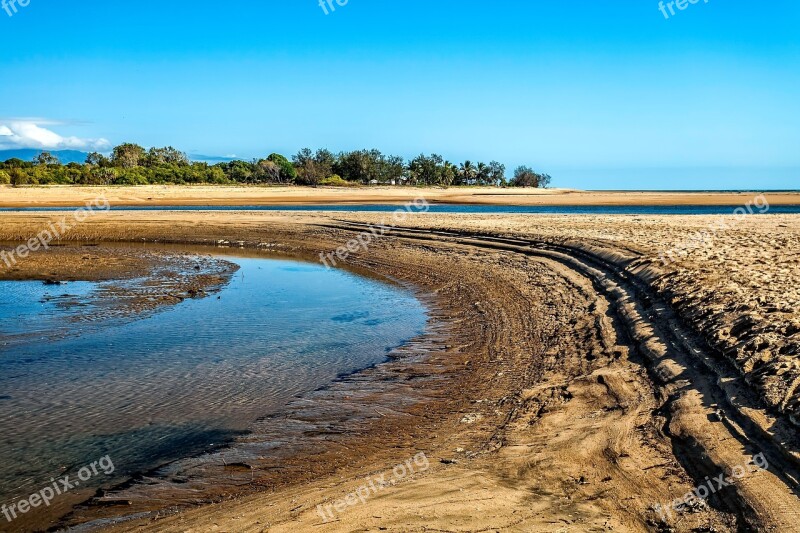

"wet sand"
[1,185,800,207]
[0,209,799,532]
[0,245,238,323]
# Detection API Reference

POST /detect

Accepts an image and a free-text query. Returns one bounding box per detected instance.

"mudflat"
[1,208,798,532]
[1,185,800,207]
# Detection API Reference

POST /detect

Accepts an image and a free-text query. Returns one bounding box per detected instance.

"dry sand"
[0,205,799,532]
[1,185,800,207]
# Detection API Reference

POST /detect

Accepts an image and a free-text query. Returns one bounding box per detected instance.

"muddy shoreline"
[0,211,798,531]
[0,244,239,327]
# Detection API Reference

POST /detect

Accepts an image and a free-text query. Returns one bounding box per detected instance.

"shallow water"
[0,281,96,342]
[3,204,800,214]
[0,256,427,507]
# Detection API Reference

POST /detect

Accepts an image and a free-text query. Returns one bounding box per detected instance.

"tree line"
[0,144,553,188]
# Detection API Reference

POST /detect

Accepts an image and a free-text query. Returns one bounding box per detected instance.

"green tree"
[34,151,60,166]
[511,166,549,188]
[146,146,189,166]
[225,160,254,183]
[335,150,371,183]
[1,158,29,169]
[111,143,147,168]
[458,161,476,185]
[267,153,297,183]
[315,148,336,175]
[489,161,506,186]
[384,155,405,184]
[207,166,229,184]
[0,141,526,189]
[292,148,315,185]
[476,162,490,185]
[85,152,109,167]
[292,148,333,186]
[9,168,29,187]
[408,154,445,185]
[441,161,457,187]
[255,159,282,183]
[89,167,117,185]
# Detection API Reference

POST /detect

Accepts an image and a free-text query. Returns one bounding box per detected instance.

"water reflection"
[0,256,427,507]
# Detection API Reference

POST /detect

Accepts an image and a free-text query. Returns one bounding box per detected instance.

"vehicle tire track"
[319,221,800,531]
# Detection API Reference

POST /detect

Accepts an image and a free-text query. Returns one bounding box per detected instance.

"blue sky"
[1,0,798,189]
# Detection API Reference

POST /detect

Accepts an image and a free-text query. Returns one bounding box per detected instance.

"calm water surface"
[0,256,427,504]
[2,204,800,214]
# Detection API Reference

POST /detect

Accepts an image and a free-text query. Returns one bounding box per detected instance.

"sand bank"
[0,210,798,532]
[1,185,800,208]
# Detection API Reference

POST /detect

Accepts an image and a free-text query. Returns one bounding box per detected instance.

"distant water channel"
[0,255,427,514]
[3,204,800,214]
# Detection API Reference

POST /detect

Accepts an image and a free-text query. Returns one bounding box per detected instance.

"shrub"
[9,168,30,186]
[319,174,354,187]
[207,167,229,184]
[113,168,149,185]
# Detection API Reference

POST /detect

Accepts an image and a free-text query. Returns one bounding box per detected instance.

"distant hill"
[0,149,239,165]
[189,154,239,163]
[0,149,91,164]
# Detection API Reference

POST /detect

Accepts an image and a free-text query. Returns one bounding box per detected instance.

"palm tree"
[459,160,476,185]
[442,161,457,186]
[476,162,490,185]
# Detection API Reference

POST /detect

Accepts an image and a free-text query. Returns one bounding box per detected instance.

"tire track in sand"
[321,221,800,531]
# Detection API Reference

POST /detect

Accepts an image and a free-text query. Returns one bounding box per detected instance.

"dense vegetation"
[0,144,553,188]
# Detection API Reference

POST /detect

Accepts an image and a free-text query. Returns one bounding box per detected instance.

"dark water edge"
[0,252,428,532]
[61,302,447,533]
[3,204,800,215]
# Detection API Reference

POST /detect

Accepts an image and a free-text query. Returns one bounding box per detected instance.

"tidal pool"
[0,255,427,510]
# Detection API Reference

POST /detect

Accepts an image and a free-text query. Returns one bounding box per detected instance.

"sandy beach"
[1,198,799,532]
[5,0,798,528]
[1,185,800,208]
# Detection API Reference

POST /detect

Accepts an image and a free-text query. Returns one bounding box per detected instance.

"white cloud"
[0,119,110,151]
